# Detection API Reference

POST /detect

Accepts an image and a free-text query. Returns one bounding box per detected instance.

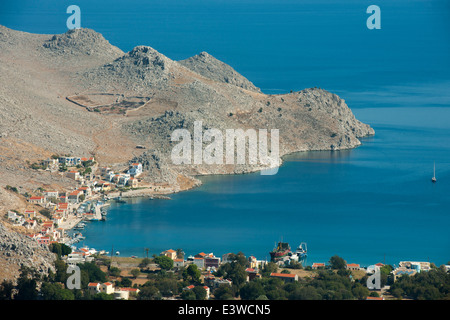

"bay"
[2,0,449,266]
[79,106,450,266]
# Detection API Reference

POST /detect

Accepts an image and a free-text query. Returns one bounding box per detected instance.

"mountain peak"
[42,28,123,58]
[179,52,261,93]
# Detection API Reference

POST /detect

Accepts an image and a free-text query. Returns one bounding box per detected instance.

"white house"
[43,191,59,199]
[118,174,130,186]
[100,282,114,294]
[127,163,143,177]
[8,211,25,226]
[174,259,185,268]
[88,283,101,295]
[66,171,81,181]
[28,196,45,204]
[59,156,81,166]
[193,257,205,269]
[24,219,37,229]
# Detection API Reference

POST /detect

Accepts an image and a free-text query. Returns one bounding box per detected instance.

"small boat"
[115,251,120,255]
[431,162,437,183]
[295,242,308,258]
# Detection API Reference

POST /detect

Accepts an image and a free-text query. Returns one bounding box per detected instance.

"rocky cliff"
[0,223,56,282]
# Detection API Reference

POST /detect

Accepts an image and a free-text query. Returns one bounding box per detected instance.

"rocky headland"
[0,25,374,280]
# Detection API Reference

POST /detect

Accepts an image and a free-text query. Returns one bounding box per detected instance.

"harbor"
[61,199,111,248]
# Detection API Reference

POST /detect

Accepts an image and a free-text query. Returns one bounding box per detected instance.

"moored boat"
[269,242,291,262]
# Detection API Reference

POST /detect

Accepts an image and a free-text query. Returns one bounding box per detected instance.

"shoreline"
[62,145,366,236]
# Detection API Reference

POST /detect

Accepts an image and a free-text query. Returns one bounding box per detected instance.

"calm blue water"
[1,1,449,266]
[75,106,450,266]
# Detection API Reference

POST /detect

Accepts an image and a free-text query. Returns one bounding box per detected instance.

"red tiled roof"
[347,263,360,267]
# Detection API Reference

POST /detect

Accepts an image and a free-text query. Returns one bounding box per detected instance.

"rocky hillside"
[179,51,261,93]
[0,223,55,282]
[0,23,374,197]
[0,25,373,279]
[0,23,375,196]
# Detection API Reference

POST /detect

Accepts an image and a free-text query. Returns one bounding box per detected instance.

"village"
[3,155,449,300]
[5,155,155,247]
[59,246,447,300]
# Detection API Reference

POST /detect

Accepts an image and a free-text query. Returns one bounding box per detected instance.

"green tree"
[0,280,14,300]
[15,266,40,300]
[176,249,184,259]
[261,262,278,277]
[155,278,179,297]
[49,243,72,258]
[183,264,201,283]
[240,281,266,300]
[93,292,114,300]
[138,285,162,300]
[130,268,141,278]
[214,284,234,300]
[288,286,322,300]
[154,256,174,271]
[352,283,369,300]
[139,257,151,268]
[181,289,196,300]
[329,255,346,270]
[193,286,207,300]
[109,267,121,277]
[120,278,132,287]
[79,262,107,288]
[53,259,69,283]
[39,208,52,219]
[40,282,74,300]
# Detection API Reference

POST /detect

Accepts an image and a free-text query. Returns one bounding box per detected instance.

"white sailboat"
[431,162,437,183]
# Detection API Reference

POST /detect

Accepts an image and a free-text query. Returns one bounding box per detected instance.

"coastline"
[64,140,372,235]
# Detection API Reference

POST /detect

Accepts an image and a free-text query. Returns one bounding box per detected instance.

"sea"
[1,0,449,266]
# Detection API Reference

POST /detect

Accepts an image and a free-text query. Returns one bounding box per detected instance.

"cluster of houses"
[40,154,143,191]
[7,208,67,245]
[161,249,447,300]
[97,163,142,189]
[42,156,95,170]
[9,160,146,247]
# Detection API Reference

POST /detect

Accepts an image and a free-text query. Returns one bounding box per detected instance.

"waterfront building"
[346,263,361,271]
[270,272,298,283]
[127,163,143,177]
[160,249,177,260]
[312,262,326,270]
